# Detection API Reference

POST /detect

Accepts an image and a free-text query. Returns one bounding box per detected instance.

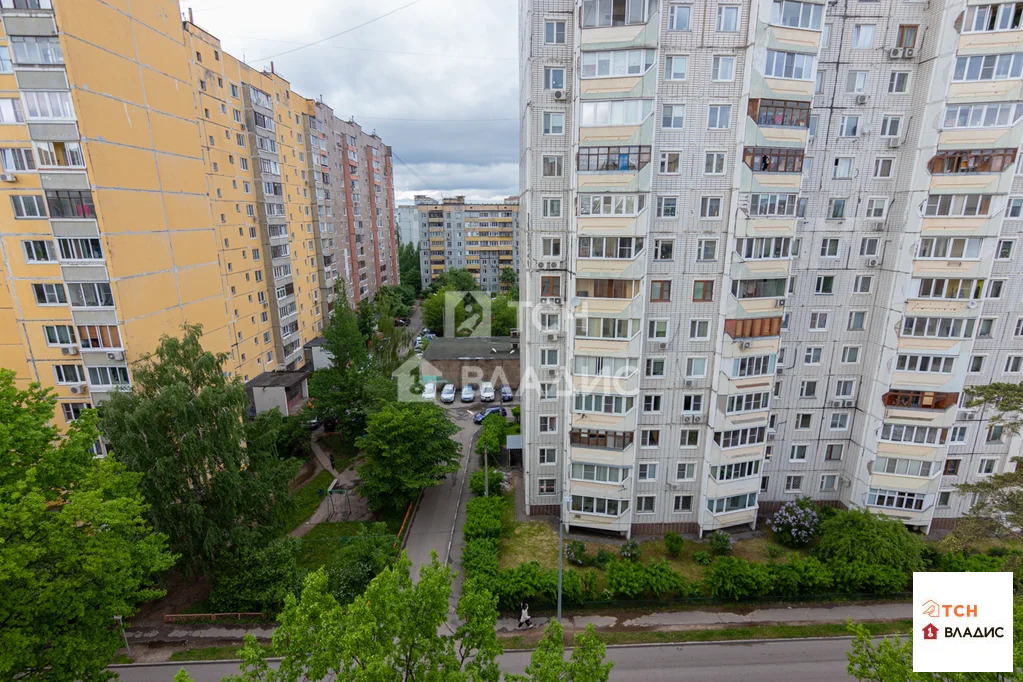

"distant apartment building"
[519,0,1023,536]
[0,0,396,429]
[416,195,520,293]
[396,204,420,246]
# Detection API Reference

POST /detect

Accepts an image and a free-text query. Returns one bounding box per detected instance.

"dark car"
[474,406,507,424]
[501,385,514,402]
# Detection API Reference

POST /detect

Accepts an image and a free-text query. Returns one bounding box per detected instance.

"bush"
[708,531,733,556]
[619,539,641,561]
[210,538,302,615]
[593,548,614,569]
[693,551,712,566]
[705,557,774,601]
[987,546,1012,558]
[769,498,820,548]
[566,540,587,566]
[463,496,507,541]
[828,560,907,595]
[767,556,833,597]
[462,538,499,579]
[511,406,521,421]
[937,551,1005,572]
[605,559,647,598]
[475,414,505,460]
[664,531,684,558]
[767,545,784,560]
[325,523,399,606]
[493,561,555,610]
[469,469,504,497]
[581,570,599,601]
[814,509,924,579]
[645,558,694,598]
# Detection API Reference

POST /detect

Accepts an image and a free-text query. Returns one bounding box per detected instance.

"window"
[540,275,561,298]
[580,49,655,78]
[542,156,563,177]
[833,157,853,179]
[46,190,94,219]
[818,239,839,257]
[841,346,860,363]
[643,394,662,413]
[537,479,556,495]
[852,24,875,48]
[789,443,808,461]
[23,239,54,262]
[704,152,725,175]
[853,275,872,294]
[743,147,804,173]
[673,495,694,513]
[708,104,731,129]
[645,357,666,377]
[815,70,824,93]
[544,20,566,43]
[542,197,562,217]
[632,495,654,513]
[571,494,629,516]
[785,476,803,492]
[578,195,646,217]
[748,195,798,218]
[714,427,767,449]
[716,5,739,31]
[0,147,35,171]
[828,198,847,219]
[12,194,46,218]
[538,448,557,465]
[662,104,685,128]
[846,71,868,93]
[53,364,84,385]
[0,97,24,123]
[577,145,652,171]
[953,54,1023,82]
[22,91,74,120]
[682,394,704,413]
[799,380,817,398]
[57,238,102,261]
[650,280,671,302]
[700,196,722,218]
[707,492,758,514]
[542,112,564,135]
[540,349,559,366]
[897,24,918,47]
[944,102,1023,129]
[10,36,63,65]
[581,0,654,27]
[771,1,823,30]
[32,283,65,304]
[712,56,736,81]
[539,416,558,433]
[666,55,688,80]
[689,319,710,339]
[865,198,887,219]
[888,72,909,94]
[659,151,681,174]
[656,196,677,218]
[685,357,707,378]
[711,459,761,482]
[868,488,925,511]
[77,325,121,349]
[944,458,962,476]
[804,346,823,364]
[727,392,770,414]
[692,280,714,302]
[848,311,866,331]
[43,325,75,346]
[542,238,562,257]
[820,475,838,492]
[839,116,859,137]
[830,413,849,430]
[808,115,818,137]
[997,240,1014,259]
[916,237,983,259]
[874,157,894,178]
[669,3,691,30]
[543,67,565,90]
[638,461,658,480]
[67,282,113,307]
[87,366,129,387]
[987,425,1005,443]
[696,240,717,262]
[654,239,674,261]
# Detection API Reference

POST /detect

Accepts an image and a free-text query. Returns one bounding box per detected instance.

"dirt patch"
[131,573,211,628]
[289,457,321,491]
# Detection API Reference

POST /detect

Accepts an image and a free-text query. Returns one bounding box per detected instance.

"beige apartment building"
[519,0,1023,536]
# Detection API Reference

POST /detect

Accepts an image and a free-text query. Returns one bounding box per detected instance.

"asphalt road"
[111,637,861,681]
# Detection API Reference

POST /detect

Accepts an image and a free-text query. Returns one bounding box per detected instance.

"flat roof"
[245,370,310,389]
[304,337,326,348]
[422,336,519,361]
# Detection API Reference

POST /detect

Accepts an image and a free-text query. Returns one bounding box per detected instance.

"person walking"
[518,601,532,629]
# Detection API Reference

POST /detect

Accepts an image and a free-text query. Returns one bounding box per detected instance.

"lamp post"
[557,492,571,622]
[113,615,130,658]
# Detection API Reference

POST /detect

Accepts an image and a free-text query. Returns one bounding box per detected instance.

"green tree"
[375,285,412,319]
[101,324,298,575]
[371,297,414,376]
[506,620,614,682]
[965,381,1023,434]
[475,412,506,460]
[813,509,924,590]
[210,538,302,615]
[489,295,519,336]
[846,599,1023,680]
[0,370,174,681]
[499,266,517,290]
[221,554,503,682]
[356,298,375,341]
[433,267,480,293]
[356,402,461,512]
[423,286,475,337]
[325,523,399,605]
[398,241,422,295]
[245,408,313,460]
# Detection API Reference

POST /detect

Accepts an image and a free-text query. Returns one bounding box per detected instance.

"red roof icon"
[923,623,939,640]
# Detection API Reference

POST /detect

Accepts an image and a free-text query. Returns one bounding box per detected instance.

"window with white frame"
[799,380,817,397]
[685,356,707,377]
[833,157,853,179]
[539,415,557,432]
[830,413,850,430]
[708,104,731,129]
[637,461,658,478]
[643,394,662,413]
[542,112,564,134]
[544,20,566,43]
[542,155,563,177]
[669,3,691,30]
[636,495,656,513]
[854,275,872,293]
[666,55,688,80]
[704,152,725,175]
[712,55,736,81]
[880,115,902,137]
[716,5,739,31]
[846,71,868,93]
[841,346,860,363]
[874,157,894,178]
[888,72,909,93]
[674,495,694,512]
[804,346,823,364]
[662,104,685,128]
[697,239,717,260]
[785,475,803,492]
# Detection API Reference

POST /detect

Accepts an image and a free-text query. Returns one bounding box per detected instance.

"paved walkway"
[288,431,368,538]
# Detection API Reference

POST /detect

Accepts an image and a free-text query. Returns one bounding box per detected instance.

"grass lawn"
[498,619,913,649]
[296,509,407,571]
[285,470,335,532]
[320,433,359,470]
[168,644,271,662]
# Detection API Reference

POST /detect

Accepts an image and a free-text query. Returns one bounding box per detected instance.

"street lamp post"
[113,615,131,658]
[557,492,571,622]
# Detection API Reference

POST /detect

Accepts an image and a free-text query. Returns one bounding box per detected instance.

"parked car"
[461,384,476,403]
[440,384,456,403]
[474,406,508,424]
[501,385,514,402]
[480,381,495,402]
[421,382,436,401]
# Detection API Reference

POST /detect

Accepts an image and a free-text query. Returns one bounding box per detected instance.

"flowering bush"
[769,498,820,548]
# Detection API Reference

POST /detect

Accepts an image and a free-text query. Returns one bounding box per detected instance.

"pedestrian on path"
[518,601,532,629]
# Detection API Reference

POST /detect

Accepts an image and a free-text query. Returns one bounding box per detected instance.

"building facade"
[416,195,520,293]
[396,204,420,246]
[0,0,396,429]
[519,0,1023,536]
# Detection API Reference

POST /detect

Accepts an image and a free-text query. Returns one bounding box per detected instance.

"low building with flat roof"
[420,336,520,389]
[245,370,310,417]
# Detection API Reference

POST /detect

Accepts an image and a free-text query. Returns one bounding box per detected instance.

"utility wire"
[239,36,516,61]
[352,116,516,122]
[255,0,427,62]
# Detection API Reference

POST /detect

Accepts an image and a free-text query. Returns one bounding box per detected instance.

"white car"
[421,382,437,401]
[461,384,476,403]
[440,384,456,403]
[480,381,495,402]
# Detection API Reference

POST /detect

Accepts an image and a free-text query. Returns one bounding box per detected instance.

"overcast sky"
[180,0,519,203]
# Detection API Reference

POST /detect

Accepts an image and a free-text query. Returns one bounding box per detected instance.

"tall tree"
[506,620,614,682]
[356,298,376,341]
[0,370,174,681]
[398,241,422,295]
[356,402,461,512]
[219,555,502,682]
[371,297,414,376]
[100,324,298,575]
[965,381,1023,434]
[432,267,480,293]
[375,285,412,319]
[489,295,519,336]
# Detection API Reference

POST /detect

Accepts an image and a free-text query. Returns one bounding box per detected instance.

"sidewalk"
[288,431,367,538]
[125,601,911,644]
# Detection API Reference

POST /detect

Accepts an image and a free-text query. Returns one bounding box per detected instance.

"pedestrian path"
[288,432,364,538]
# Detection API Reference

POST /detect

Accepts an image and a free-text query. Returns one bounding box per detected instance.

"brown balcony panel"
[724,317,782,339]
[882,390,959,410]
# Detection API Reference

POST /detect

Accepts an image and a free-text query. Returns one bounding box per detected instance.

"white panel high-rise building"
[519,0,1023,537]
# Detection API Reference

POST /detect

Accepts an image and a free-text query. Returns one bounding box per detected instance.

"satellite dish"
[569,296,581,309]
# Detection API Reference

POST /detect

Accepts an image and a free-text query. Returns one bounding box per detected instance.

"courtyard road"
[111,637,864,681]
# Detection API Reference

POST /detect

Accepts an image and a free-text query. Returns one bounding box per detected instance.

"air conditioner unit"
[693,415,704,424]
[842,400,855,408]
[776,298,786,307]
[776,367,784,375]
[106,351,124,361]
[739,341,752,350]
[684,379,694,387]
[61,345,79,356]
[867,258,879,267]
[888,47,905,59]
[887,138,903,149]
[553,90,568,101]
[668,481,681,490]
[855,94,870,105]
[658,342,668,350]
[967,300,979,309]
[546,333,558,342]
[552,297,562,304]
[831,399,844,407]
[904,48,916,58]
[767,433,776,441]
[69,383,87,395]
[682,415,694,424]
[0,173,15,182]
[873,224,885,232]
[546,368,557,377]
